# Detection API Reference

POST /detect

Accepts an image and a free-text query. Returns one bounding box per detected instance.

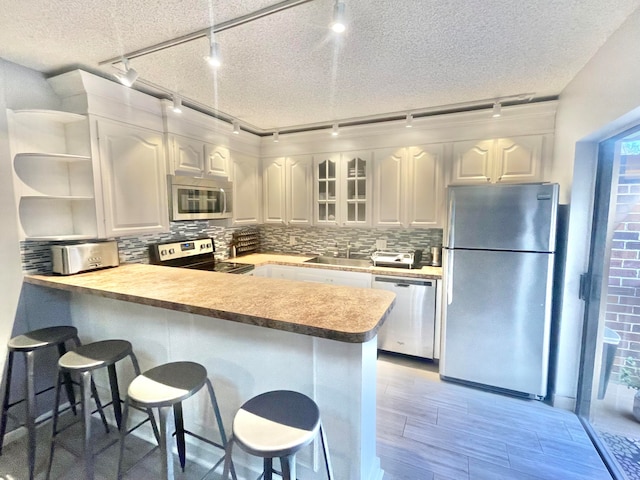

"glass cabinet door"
[345,156,367,223]
[317,158,337,223]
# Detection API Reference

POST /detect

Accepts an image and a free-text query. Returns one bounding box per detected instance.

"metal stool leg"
[107,364,123,429]
[319,422,334,479]
[264,458,273,480]
[46,370,64,480]
[158,406,175,480]
[90,377,109,433]
[280,454,295,480]
[0,350,14,455]
[204,378,237,480]
[116,396,130,480]
[25,351,37,480]
[222,437,235,480]
[57,342,77,415]
[80,371,95,480]
[173,402,186,472]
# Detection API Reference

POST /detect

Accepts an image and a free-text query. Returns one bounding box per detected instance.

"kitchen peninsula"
[25,263,396,480]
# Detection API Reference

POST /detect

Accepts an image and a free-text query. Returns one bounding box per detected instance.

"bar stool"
[116,361,236,480]
[222,390,333,480]
[0,326,103,480]
[46,339,159,480]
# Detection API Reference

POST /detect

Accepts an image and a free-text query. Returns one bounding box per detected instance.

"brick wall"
[606,154,640,381]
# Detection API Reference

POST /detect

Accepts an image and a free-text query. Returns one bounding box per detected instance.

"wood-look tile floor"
[0,354,612,479]
[377,353,612,480]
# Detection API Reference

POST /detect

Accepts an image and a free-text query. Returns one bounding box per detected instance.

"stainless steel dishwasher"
[373,276,436,359]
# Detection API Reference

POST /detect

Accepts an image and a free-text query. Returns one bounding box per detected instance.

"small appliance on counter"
[148,237,254,274]
[51,241,119,275]
[371,250,422,269]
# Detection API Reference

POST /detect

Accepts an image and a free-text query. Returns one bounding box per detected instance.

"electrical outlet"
[289,235,296,246]
[376,239,387,250]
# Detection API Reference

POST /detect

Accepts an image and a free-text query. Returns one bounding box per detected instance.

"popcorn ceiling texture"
[20,223,442,274]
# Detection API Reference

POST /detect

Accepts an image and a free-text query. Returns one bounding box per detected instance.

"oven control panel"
[155,238,213,262]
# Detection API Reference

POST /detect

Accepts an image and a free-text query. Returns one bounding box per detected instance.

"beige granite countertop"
[24,264,396,343]
[236,253,443,279]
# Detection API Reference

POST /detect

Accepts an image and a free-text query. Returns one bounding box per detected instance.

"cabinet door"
[204,144,230,178]
[342,151,371,226]
[96,119,169,237]
[233,152,261,225]
[263,157,286,224]
[170,134,205,176]
[451,140,493,184]
[373,148,405,227]
[287,155,313,226]
[406,144,444,227]
[314,155,340,226]
[494,136,543,183]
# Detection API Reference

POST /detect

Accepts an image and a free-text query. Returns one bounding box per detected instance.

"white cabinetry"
[451,135,544,185]
[373,145,444,228]
[94,118,169,237]
[8,109,98,240]
[168,135,230,179]
[314,151,371,226]
[233,152,261,225]
[263,156,313,226]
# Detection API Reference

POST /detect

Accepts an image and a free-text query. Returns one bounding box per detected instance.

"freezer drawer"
[373,276,436,359]
[441,249,554,397]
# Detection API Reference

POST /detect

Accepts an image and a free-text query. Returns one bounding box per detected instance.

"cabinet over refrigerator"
[440,183,559,399]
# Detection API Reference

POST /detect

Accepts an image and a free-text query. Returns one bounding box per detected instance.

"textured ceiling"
[0,0,639,132]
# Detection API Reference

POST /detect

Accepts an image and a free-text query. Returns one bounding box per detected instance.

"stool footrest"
[176,429,224,452]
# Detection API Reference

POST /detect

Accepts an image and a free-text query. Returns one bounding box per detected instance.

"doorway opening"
[578,125,640,478]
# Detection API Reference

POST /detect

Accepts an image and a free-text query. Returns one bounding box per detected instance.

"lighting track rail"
[98,0,316,66]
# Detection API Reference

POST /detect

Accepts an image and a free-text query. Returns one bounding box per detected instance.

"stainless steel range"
[149,237,254,274]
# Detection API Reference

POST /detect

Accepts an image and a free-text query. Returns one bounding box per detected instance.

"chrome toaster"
[51,241,119,275]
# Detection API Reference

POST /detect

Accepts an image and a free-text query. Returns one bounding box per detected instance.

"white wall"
[552,6,640,408]
[0,59,61,375]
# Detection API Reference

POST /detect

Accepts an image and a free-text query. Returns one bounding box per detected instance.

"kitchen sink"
[304,256,372,268]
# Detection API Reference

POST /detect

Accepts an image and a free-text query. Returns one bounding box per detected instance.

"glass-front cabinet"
[314,151,371,226]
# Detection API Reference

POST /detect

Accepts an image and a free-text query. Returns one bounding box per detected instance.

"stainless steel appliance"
[168,175,232,221]
[373,275,437,359]
[51,241,119,275]
[371,250,422,269]
[149,237,254,274]
[441,183,559,398]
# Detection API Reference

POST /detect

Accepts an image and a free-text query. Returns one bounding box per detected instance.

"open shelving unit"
[8,109,99,240]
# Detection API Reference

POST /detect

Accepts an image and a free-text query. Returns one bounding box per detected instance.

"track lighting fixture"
[172,94,182,113]
[232,120,240,134]
[405,113,413,128]
[331,124,339,136]
[206,36,222,68]
[331,1,346,33]
[114,58,138,87]
[492,101,502,118]
[273,131,280,142]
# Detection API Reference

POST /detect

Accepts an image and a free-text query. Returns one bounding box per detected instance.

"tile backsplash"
[20,223,443,274]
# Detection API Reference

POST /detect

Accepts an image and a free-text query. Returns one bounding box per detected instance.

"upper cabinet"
[450,135,544,185]
[314,151,371,226]
[8,109,98,240]
[168,134,230,179]
[233,152,262,225]
[373,145,444,228]
[262,155,313,226]
[94,118,169,237]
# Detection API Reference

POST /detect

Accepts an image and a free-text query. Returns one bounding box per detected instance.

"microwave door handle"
[221,189,227,215]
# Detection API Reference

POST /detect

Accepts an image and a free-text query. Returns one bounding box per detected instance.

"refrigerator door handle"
[447,249,454,305]
[446,190,455,247]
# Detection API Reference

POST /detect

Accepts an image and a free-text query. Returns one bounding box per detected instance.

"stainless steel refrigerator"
[440,183,559,399]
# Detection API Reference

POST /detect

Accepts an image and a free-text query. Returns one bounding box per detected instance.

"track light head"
[331,123,339,136]
[232,120,240,134]
[114,58,138,87]
[172,94,182,113]
[206,38,222,68]
[331,1,346,33]
[405,113,413,128]
[492,101,502,118]
[273,131,280,142]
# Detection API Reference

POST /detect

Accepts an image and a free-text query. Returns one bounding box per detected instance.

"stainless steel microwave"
[168,175,233,221]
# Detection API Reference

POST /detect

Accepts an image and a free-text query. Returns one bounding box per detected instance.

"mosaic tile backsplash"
[20,222,443,274]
